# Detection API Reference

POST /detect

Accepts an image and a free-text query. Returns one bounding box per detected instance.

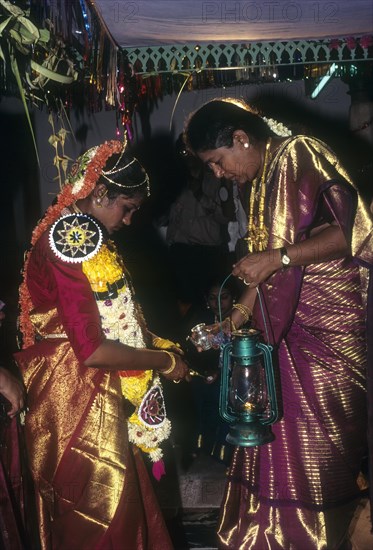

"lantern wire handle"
[218,272,233,334]
[256,287,271,345]
[216,274,271,346]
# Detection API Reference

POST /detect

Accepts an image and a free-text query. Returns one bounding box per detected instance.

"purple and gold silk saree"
[218,136,373,549]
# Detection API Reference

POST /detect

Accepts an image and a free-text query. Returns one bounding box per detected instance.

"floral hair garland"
[262,117,292,137]
[220,99,292,137]
[19,140,124,348]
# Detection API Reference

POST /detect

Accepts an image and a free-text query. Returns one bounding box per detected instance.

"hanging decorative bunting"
[1,2,373,139]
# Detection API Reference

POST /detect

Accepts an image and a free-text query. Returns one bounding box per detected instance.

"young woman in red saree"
[185,99,373,549]
[14,140,189,549]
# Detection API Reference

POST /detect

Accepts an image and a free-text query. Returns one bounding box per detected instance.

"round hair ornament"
[49,213,103,263]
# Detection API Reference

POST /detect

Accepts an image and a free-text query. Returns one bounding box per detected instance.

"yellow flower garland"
[82,243,124,292]
[120,370,152,405]
[82,242,172,463]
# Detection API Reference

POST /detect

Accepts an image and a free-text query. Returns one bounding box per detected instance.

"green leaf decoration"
[0,15,11,34]
[31,60,77,84]
[17,15,40,40]
[0,0,24,18]
[1,0,81,166]
[38,28,50,43]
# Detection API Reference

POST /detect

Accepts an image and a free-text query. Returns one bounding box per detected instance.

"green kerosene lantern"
[220,328,279,447]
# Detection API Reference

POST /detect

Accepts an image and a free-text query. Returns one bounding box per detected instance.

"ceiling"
[94,0,373,48]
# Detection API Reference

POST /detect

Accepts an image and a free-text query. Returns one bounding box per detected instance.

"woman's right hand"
[157,352,190,382]
[206,318,231,337]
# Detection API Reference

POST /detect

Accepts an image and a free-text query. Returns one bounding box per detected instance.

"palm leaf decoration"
[0,0,79,164]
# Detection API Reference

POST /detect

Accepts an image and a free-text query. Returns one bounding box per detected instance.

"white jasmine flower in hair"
[263,117,292,137]
[71,177,85,195]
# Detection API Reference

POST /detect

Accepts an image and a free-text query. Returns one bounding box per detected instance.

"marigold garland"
[120,371,153,403]
[82,243,124,292]
[31,140,122,248]
[18,254,34,348]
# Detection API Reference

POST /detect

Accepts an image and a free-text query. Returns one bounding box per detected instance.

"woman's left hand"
[232,249,281,287]
[233,225,350,287]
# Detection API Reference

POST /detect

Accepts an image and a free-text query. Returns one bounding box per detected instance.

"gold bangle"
[224,317,237,332]
[160,350,176,375]
[230,318,238,332]
[232,303,252,323]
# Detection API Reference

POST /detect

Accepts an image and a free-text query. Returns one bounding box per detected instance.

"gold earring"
[96,198,102,208]
[243,142,249,149]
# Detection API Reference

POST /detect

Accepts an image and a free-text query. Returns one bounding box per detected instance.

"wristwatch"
[280,246,291,268]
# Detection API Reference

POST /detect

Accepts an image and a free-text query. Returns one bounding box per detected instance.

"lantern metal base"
[226,422,275,447]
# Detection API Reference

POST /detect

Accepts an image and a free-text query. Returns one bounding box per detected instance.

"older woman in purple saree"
[185,98,373,549]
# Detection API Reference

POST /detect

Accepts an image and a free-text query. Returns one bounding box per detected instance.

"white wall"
[136,77,351,138]
[0,76,352,213]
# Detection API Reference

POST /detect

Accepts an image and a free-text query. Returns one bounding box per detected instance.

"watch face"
[282,254,291,266]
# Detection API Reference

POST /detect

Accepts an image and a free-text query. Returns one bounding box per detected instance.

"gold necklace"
[246,138,271,253]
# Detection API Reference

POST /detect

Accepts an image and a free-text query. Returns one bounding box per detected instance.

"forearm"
[229,224,350,328]
[84,339,172,372]
[230,288,257,329]
[280,224,350,267]
[232,223,350,286]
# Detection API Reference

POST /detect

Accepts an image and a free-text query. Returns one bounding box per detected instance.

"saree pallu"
[218,260,367,549]
[14,309,172,550]
[218,136,371,549]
